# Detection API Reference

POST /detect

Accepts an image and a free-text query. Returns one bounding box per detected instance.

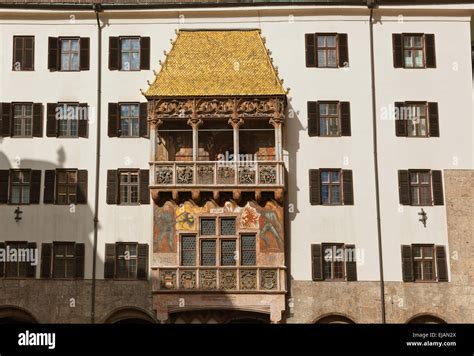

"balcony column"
[187,117,203,161]
[270,117,283,162]
[228,117,244,162]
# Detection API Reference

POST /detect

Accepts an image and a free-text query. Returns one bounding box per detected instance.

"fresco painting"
[154,202,177,253]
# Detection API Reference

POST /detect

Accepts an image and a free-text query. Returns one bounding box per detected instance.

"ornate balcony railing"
[150,161,284,187]
[151,266,286,293]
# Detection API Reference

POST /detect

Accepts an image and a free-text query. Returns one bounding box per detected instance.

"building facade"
[0,0,472,324]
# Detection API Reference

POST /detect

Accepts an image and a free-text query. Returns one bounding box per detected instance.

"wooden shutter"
[425,34,436,68]
[26,242,37,278]
[40,243,52,278]
[13,36,24,70]
[139,102,148,138]
[345,244,357,281]
[398,170,411,205]
[309,169,321,205]
[1,103,12,137]
[24,36,34,70]
[78,103,88,138]
[401,245,414,282]
[307,101,319,137]
[108,103,119,137]
[338,33,349,67]
[395,102,407,137]
[140,37,150,70]
[428,102,439,137]
[0,242,5,277]
[43,170,56,204]
[76,170,88,205]
[392,34,403,68]
[435,245,448,282]
[137,244,149,280]
[46,103,58,137]
[139,169,150,205]
[79,37,90,71]
[30,170,41,204]
[75,243,85,279]
[104,243,116,279]
[48,37,59,71]
[340,102,351,136]
[311,244,323,281]
[305,33,317,68]
[109,37,119,70]
[0,170,9,204]
[32,103,43,137]
[106,170,118,205]
[432,170,444,206]
[342,170,354,205]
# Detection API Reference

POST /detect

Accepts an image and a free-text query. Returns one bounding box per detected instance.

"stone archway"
[169,309,270,324]
[103,307,156,324]
[314,313,355,324]
[0,306,38,324]
[407,314,447,324]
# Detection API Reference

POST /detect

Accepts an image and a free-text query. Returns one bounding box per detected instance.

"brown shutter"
[0,170,9,204]
[428,102,439,137]
[342,170,354,205]
[137,243,149,280]
[79,37,90,71]
[46,103,58,137]
[307,101,319,137]
[338,33,349,67]
[395,102,407,137]
[76,170,88,205]
[139,169,150,205]
[425,34,436,68]
[24,36,34,70]
[1,103,12,137]
[432,170,444,206]
[43,170,56,204]
[13,36,23,70]
[0,242,5,277]
[40,243,52,278]
[140,37,150,70]
[108,103,119,137]
[106,170,118,205]
[75,243,85,279]
[32,103,43,137]
[104,243,116,279]
[78,103,88,138]
[309,169,321,205]
[345,244,357,281]
[435,245,448,282]
[48,37,59,71]
[27,242,37,278]
[305,33,317,68]
[392,34,403,68]
[109,37,119,70]
[30,170,41,204]
[139,102,148,138]
[398,170,411,205]
[401,245,414,282]
[340,102,351,136]
[311,244,323,281]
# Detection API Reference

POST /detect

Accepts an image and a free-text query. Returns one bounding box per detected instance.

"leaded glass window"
[200,240,216,266]
[181,235,196,266]
[200,218,216,236]
[220,218,236,236]
[241,235,256,266]
[221,240,236,266]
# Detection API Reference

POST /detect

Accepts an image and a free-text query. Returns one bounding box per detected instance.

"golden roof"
[145,30,286,97]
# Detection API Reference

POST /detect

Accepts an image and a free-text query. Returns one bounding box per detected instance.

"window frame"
[318,101,341,137]
[12,35,35,71]
[118,169,140,206]
[322,243,346,281]
[403,101,429,138]
[58,37,81,72]
[9,169,32,205]
[320,169,343,206]
[57,102,80,138]
[11,102,34,138]
[119,36,141,72]
[52,242,76,279]
[409,170,433,206]
[4,241,29,278]
[402,33,426,69]
[316,33,339,68]
[118,102,140,138]
[412,244,436,282]
[55,169,78,205]
[115,242,139,280]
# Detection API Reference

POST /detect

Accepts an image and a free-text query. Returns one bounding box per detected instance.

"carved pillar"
[187,118,203,162]
[270,116,283,162]
[228,117,244,162]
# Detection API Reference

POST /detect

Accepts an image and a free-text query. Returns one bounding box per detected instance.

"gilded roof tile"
[145,30,286,97]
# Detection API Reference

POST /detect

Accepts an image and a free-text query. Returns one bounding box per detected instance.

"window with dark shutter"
[140,37,150,70]
[108,103,119,137]
[305,33,316,67]
[13,36,34,71]
[432,170,444,206]
[395,102,407,137]
[139,169,150,205]
[428,102,439,137]
[398,170,411,205]
[104,243,116,279]
[75,243,85,279]
[392,34,403,68]
[425,34,436,68]
[137,244,149,279]
[338,33,349,67]
[0,170,9,204]
[46,103,58,137]
[340,102,351,136]
[401,245,414,282]
[48,37,59,71]
[345,244,357,281]
[106,170,118,204]
[109,37,120,70]
[43,170,56,204]
[40,243,52,278]
[309,169,321,205]
[139,102,148,138]
[342,170,354,205]
[435,245,448,282]
[307,101,319,137]
[76,170,88,205]
[79,37,90,71]
[30,170,41,204]
[32,103,43,137]
[77,103,88,138]
[1,102,12,137]
[311,244,323,281]
[26,242,37,278]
